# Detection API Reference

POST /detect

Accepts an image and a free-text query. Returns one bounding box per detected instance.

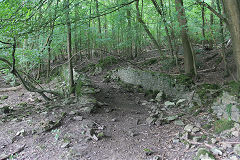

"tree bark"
[216,0,228,76]
[222,0,240,80]
[66,0,74,93]
[175,0,196,75]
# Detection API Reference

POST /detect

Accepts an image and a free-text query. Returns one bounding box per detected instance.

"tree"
[222,0,240,80]
[65,0,74,93]
[175,0,196,75]
[136,0,162,55]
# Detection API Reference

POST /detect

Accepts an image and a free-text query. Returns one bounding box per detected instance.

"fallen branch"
[0,85,22,92]
[197,66,216,73]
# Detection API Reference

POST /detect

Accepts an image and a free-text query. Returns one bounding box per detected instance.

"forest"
[0,0,240,159]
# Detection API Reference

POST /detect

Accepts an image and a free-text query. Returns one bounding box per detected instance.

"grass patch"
[214,119,234,134]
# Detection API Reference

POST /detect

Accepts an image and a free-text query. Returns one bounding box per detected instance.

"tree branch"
[197,1,229,25]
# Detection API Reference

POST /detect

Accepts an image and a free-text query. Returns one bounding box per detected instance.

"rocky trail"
[1,54,240,160]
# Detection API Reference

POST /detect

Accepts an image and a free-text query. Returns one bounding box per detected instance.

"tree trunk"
[66,0,74,93]
[175,0,196,75]
[201,0,206,48]
[216,0,228,76]
[136,0,162,55]
[127,7,133,59]
[222,0,240,80]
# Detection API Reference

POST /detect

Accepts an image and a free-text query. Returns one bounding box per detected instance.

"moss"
[0,95,8,100]
[175,74,193,87]
[195,148,215,160]
[196,83,221,105]
[214,119,234,134]
[95,56,117,69]
[201,135,207,141]
[224,81,240,97]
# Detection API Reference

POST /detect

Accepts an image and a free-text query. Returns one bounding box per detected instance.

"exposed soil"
[0,48,238,160]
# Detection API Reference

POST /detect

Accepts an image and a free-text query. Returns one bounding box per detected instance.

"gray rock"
[221,142,232,150]
[110,67,188,99]
[211,138,217,144]
[16,129,27,136]
[63,99,74,105]
[192,127,200,133]
[146,117,157,125]
[152,155,161,160]
[164,101,175,107]
[128,131,138,137]
[196,148,215,160]
[234,123,240,130]
[176,99,186,106]
[233,144,240,156]
[166,115,178,121]
[111,118,117,122]
[181,132,190,140]
[210,147,222,156]
[184,124,194,132]
[69,111,76,115]
[232,131,239,137]
[230,156,239,160]
[211,91,240,122]
[193,136,202,142]
[172,138,180,144]
[155,91,165,102]
[73,116,83,121]
[174,120,185,126]
[61,141,70,148]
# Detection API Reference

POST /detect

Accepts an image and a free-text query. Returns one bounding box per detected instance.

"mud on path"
[0,72,201,160]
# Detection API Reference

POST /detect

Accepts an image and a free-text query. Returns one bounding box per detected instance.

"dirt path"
[81,74,195,160]
[0,73,197,160]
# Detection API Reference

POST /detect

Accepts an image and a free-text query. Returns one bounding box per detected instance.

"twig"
[197,66,216,73]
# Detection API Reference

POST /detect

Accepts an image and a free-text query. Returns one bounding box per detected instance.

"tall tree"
[222,0,240,80]
[175,0,196,75]
[65,0,74,93]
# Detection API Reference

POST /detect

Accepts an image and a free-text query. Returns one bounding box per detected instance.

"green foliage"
[175,74,193,87]
[143,58,158,66]
[214,119,234,134]
[195,148,215,160]
[224,81,240,97]
[226,104,233,120]
[96,56,117,69]
[196,83,221,105]
[1,69,17,86]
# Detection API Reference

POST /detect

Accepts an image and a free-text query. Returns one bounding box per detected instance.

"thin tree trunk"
[136,0,162,55]
[127,7,133,59]
[201,0,206,48]
[216,0,228,76]
[175,0,196,75]
[66,0,74,93]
